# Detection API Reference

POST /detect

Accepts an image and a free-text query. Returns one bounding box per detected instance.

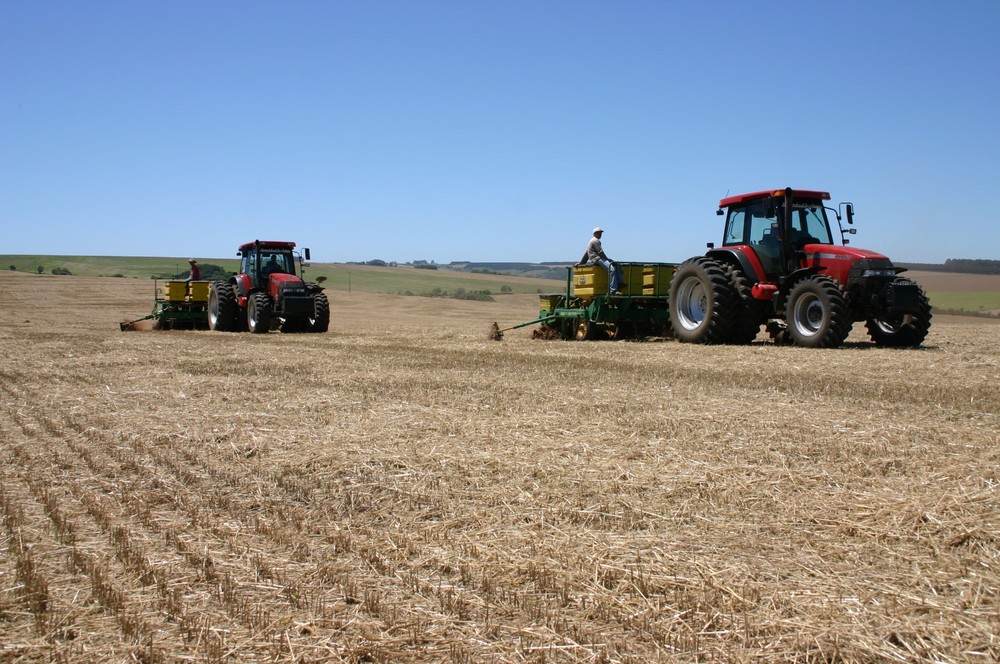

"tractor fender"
[781,266,825,291]
[707,247,766,284]
[233,274,253,299]
[775,266,827,308]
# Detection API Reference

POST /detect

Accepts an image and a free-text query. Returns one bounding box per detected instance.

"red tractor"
[669,188,931,348]
[208,240,329,334]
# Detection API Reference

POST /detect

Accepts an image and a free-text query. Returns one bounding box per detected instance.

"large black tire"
[865,280,932,347]
[784,275,852,348]
[307,292,330,333]
[669,257,738,344]
[247,292,272,334]
[723,264,766,344]
[208,281,239,332]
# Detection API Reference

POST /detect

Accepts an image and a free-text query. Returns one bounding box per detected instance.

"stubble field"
[0,271,997,662]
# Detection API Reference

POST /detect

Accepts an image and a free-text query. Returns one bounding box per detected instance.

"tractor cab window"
[724,209,747,244]
[240,248,257,275]
[725,203,778,246]
[262,253,291,275]
[789,205,833,246]
[724,201,785,275]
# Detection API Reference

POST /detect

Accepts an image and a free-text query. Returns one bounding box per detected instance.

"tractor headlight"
[862,269,896,278]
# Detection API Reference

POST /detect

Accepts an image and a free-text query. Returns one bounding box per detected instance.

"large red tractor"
[669,188,931,348]
[208,240,329,334]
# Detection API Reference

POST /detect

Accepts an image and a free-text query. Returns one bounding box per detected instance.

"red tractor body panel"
[725,243,771,284]
[719,189,830,208]
[268,272,304,299]
[234,273,253,296]
[801,244,890,286]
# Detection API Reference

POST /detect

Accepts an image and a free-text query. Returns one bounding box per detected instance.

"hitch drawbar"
[490,315,559,341]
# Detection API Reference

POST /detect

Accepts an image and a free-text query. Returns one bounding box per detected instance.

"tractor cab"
[718,189,838,278]
[237,241,311,290]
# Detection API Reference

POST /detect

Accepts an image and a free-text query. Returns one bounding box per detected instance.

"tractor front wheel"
[247,292,272,333]
[307,292,330,333]
[669,257,737,344]
[785,275,851,348]
[865,280,932,347]
[208,281,238,332]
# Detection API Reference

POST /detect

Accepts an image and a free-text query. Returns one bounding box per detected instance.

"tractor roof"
[238,240,297,253]
[719,189,830,208]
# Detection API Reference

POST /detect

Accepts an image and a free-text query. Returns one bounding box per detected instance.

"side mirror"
[764,201,776,219]
[845,203,854,225]
[304,248,311,260]
[716,208,724,216]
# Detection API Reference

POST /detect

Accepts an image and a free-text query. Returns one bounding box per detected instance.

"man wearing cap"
[185,259,201,282]
[582,227,624,294]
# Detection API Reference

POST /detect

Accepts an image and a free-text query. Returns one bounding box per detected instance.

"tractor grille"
[883,280,922,315]
[282,296,314,315]
[846,258,896,317]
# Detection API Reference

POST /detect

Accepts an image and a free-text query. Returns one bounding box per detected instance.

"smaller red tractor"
[669,188,931,348]
[208,240,329,334]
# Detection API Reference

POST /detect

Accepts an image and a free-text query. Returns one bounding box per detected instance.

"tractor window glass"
[724,209,747,245]
[263,254,292,275]
[793,206,833,244]
[748,204,776,245]
[725,203,780,246]
[241,248,256,275]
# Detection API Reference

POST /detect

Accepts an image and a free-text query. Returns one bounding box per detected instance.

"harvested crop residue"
[0,271,997,662]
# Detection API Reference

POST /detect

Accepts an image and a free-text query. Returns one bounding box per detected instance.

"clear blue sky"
[3,1,999,264]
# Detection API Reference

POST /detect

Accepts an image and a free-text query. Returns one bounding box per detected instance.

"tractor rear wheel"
[247,292,272,333]
[865,280,932,347]
[785,275,851,348]
[669,257,737,344]
[307,292,330,333]
[723,264,766,344]
[208,281,238,332]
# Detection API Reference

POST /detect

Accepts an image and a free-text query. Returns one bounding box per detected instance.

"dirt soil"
[0,271,997,662]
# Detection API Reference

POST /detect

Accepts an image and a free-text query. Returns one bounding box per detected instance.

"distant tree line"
[460,263,567,279]
[344,259,399,267]
[943,259,1000,274]
[399,287,494,301]
[900,259,1000,275]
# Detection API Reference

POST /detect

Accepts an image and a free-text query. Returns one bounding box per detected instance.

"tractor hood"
[803,243,890,262]
[267,272,306,299]
[269,272,304,286]
[803,243,898,285]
